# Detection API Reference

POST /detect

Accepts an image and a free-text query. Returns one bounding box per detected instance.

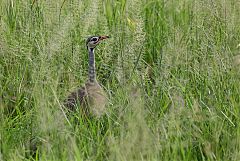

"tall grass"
[1,0,240,160]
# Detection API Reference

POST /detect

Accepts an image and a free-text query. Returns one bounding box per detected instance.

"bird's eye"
[91,38,98,41]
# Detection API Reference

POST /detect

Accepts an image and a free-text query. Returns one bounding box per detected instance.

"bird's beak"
[99,36,110,40]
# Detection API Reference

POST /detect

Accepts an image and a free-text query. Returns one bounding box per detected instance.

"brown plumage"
[64,35,109,117]
[64,81,107,117]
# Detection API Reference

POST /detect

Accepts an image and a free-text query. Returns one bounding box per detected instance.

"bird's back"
[64,85,88,114]
[64,81,107,117]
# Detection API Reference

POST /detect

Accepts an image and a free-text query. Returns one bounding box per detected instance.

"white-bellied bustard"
[64,35,109,117]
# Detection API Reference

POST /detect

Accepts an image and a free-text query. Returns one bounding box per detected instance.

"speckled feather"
[64,85,87,112]
[64,81,107,117]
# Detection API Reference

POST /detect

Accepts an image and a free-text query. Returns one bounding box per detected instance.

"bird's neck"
[88,48,96,83]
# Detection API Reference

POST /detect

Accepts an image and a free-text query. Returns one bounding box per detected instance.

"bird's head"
[86,35,110,50]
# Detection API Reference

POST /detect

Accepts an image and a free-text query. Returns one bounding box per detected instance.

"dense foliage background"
[1,0,240,160]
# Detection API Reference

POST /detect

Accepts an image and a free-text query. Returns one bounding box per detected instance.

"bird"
[64,35,110,117]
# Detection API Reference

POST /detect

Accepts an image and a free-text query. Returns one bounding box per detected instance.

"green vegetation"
[1,0,240,160]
